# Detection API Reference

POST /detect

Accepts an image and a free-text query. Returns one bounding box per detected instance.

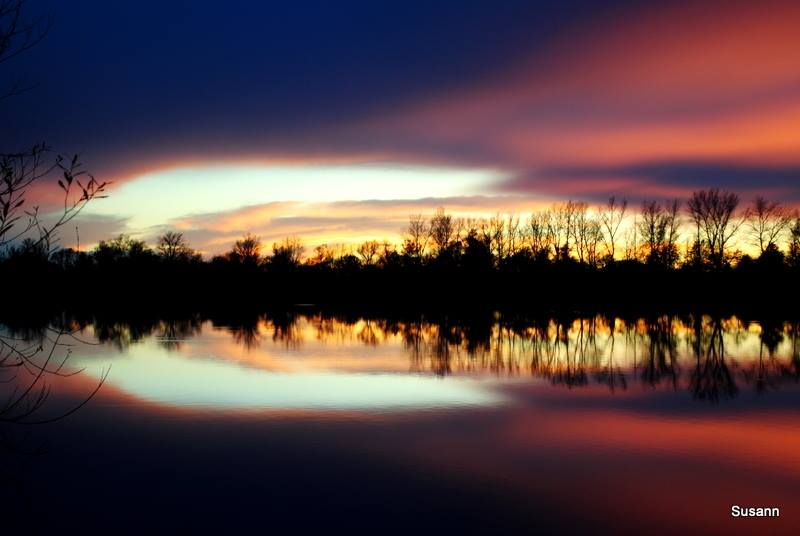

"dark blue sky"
[4,0,619,169]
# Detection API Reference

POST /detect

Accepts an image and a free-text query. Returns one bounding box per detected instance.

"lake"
[2,311,799,534]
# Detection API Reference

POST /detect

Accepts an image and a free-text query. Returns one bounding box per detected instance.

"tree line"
[385,190,799,271]
[5,187,797,275]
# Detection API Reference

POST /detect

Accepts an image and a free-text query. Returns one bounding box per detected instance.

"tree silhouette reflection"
[689,318,738,402]
[155,315,203,351]
[17,309,800,403]
[640,316,679,391]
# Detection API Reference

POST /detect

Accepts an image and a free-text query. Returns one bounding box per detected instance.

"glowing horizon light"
[84,163,506,229]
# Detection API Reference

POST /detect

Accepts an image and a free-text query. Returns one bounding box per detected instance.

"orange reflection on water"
[60,313,799,398]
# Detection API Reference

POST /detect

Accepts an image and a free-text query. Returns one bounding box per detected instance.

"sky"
[3,0,800,254]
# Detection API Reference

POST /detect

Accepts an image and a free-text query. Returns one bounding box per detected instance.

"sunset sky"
[4,0,800,254]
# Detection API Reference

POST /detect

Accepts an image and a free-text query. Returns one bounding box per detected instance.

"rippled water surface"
[3,312,799,534]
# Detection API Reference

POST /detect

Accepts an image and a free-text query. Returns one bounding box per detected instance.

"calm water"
[2,313,799,534]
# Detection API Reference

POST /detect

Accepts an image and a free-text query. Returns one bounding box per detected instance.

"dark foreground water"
[2,313,799,534]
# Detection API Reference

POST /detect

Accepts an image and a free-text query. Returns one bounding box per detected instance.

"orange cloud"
[361,0,800,174]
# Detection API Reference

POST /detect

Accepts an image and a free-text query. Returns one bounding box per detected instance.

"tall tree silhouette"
[638,199,680,267]
[230,233,262,265]
[687,188,744,269]
[156,231,197,262]
[270,237,304,270]
[429,207,456,256]
[746,196,792,255]
[402,214,429,258]
[600,196,627,262]
[356,240,380,265]
[786,213,800,269]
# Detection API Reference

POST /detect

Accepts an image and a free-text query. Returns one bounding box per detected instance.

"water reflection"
[3,312,800,535]
[4,312,800,411]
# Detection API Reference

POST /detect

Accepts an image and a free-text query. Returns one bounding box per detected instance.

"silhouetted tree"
[429,207,455,256]
[156,231,197,262]
[638,199,680,267]
[622,214,641,261]
[504,213,522,258]
[745,196,792,255]
[461,229,493,273]
[547,201,582,260]
[402,214,429,258]
[375,240,396,268]
[94,234,151,264]
[356,240,380,265]
[687,188,743,269]
[333,252,361,271]
[527,211,552,259]
[573,207,602,266]
[786,212,800,269]
[482,213,522,261]
[599,196,627,261]
[483,214,505,261]
[270,236,304,270]
[230,233,262,265]
[308,243,335,267]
